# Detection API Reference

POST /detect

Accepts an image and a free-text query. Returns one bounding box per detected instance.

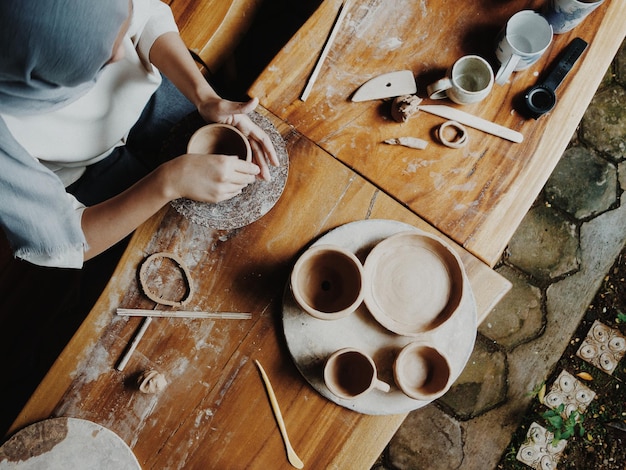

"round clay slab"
[363,231,464,335]
[171,111,289,230]
[0,417,140,469]
[282,219,477,415]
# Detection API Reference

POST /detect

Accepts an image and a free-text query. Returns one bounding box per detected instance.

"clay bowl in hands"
[363,231,465,335]
[187,123,252,162]
[394,341,452,401]
[290,244,365,320]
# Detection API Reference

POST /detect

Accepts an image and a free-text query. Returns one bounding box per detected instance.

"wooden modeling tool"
[418,105,524,143]
[117,308,251,320]
[255,360,304,469]
[301,0,351,101]
[116,317,152,371]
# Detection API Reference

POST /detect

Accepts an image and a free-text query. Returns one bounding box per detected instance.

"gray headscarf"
[0,0,129,266]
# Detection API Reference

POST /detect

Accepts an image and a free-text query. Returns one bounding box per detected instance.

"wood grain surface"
[249,0,626,266]
[9,108,510,469]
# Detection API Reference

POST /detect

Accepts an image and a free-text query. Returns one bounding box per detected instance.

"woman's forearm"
[81,164,174,260]
[149,31,218,107]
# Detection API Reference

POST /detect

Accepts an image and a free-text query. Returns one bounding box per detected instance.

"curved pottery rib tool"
[255,360,304,469]
[351,70,417,102]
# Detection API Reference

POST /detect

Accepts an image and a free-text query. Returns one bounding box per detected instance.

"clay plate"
[363,231,464,336]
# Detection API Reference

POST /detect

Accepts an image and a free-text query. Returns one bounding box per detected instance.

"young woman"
[0,0,279,268]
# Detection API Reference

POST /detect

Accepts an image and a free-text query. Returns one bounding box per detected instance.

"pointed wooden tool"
[351,70,417,102]
[255,360,304,469]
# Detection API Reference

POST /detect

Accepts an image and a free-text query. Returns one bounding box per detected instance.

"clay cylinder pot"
[290,244,364,320]
[187,123,252,161]
[393,341,452,400]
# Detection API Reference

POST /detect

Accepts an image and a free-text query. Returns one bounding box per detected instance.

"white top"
[1,0,178,267]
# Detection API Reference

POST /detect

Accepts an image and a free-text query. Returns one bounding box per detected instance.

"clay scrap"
[137,370,168,394]
[391,94,422,123]
[383,137,428,150]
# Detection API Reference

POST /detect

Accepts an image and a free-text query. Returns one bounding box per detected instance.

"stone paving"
[373,40,626,470]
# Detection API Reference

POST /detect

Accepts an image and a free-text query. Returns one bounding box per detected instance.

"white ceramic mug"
[427,55,494,105]
[324,348,390,400]
[543,0,604,34]
[495,10,553,85]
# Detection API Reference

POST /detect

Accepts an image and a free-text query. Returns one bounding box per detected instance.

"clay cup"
[427,55,494,105]
[187,123,252,162]
[324,348,391,400]
[290,244,365,320]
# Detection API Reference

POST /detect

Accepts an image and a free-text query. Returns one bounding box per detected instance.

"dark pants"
[0,76,196,436]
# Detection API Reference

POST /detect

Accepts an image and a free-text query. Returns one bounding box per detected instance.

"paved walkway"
[375,41,626,470]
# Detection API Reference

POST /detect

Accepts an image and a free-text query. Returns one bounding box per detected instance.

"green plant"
[541,404,586,445]
[616,310,626,323]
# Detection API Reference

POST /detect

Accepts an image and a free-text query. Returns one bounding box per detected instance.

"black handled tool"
[523,37,588,119]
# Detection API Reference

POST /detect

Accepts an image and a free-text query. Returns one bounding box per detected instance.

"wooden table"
[248,0,626,267]
[8,109,510,469]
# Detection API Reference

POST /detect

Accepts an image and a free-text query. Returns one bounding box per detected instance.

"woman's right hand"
[162,152,260,203]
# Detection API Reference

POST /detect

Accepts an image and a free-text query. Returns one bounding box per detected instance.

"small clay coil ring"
[139,252,194,307]
[437,120,468,148]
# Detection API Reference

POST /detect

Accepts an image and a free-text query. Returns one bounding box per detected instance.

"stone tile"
[576,320,626,374]
[479,265,544,350]
[543,370,596,417]
[507,204,580,282]
[544,147,617,220]
[437,338,507,419]
[619,161,626,191]
[581,85,626,162]
[516,422,567,470]
[387,405,463,470]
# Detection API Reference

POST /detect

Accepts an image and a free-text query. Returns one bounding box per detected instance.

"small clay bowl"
[187,123,252,162]
[290,244,364,320]
[394,342,452,401]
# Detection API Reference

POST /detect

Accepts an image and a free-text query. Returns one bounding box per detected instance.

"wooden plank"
[8,107,509,469]
[249,0,626,266]
[170,0,264,71]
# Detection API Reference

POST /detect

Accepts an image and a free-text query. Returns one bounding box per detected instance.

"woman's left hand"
[197,96,279,181]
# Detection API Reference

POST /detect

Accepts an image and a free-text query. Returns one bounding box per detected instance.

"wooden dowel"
[300,0,351,101]
[116,317,152,371]
[116,308,252,320]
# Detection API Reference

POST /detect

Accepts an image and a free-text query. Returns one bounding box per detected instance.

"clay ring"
[139,252,194,307]
[436,121,468,148]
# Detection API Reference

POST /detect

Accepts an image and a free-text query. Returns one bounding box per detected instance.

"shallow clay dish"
[363,231,464,336]
[393,341,452,400]
[187,123,251,161]
[290,244,364,320]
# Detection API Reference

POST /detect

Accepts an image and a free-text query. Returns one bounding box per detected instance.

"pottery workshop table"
[248,0,626,267]
[7,108,510,469]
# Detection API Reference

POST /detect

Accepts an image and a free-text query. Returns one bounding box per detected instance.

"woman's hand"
[163,152,260,203]
[196,96,279,181]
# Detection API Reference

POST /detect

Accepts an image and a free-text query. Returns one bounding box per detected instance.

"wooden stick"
[117,308,252,320]
[300,0,351,101]
[116,317,152,371]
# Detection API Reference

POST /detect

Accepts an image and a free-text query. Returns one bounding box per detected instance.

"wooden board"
[167,0,264,71]
[8,108,510,469]
[248,0,626,266]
